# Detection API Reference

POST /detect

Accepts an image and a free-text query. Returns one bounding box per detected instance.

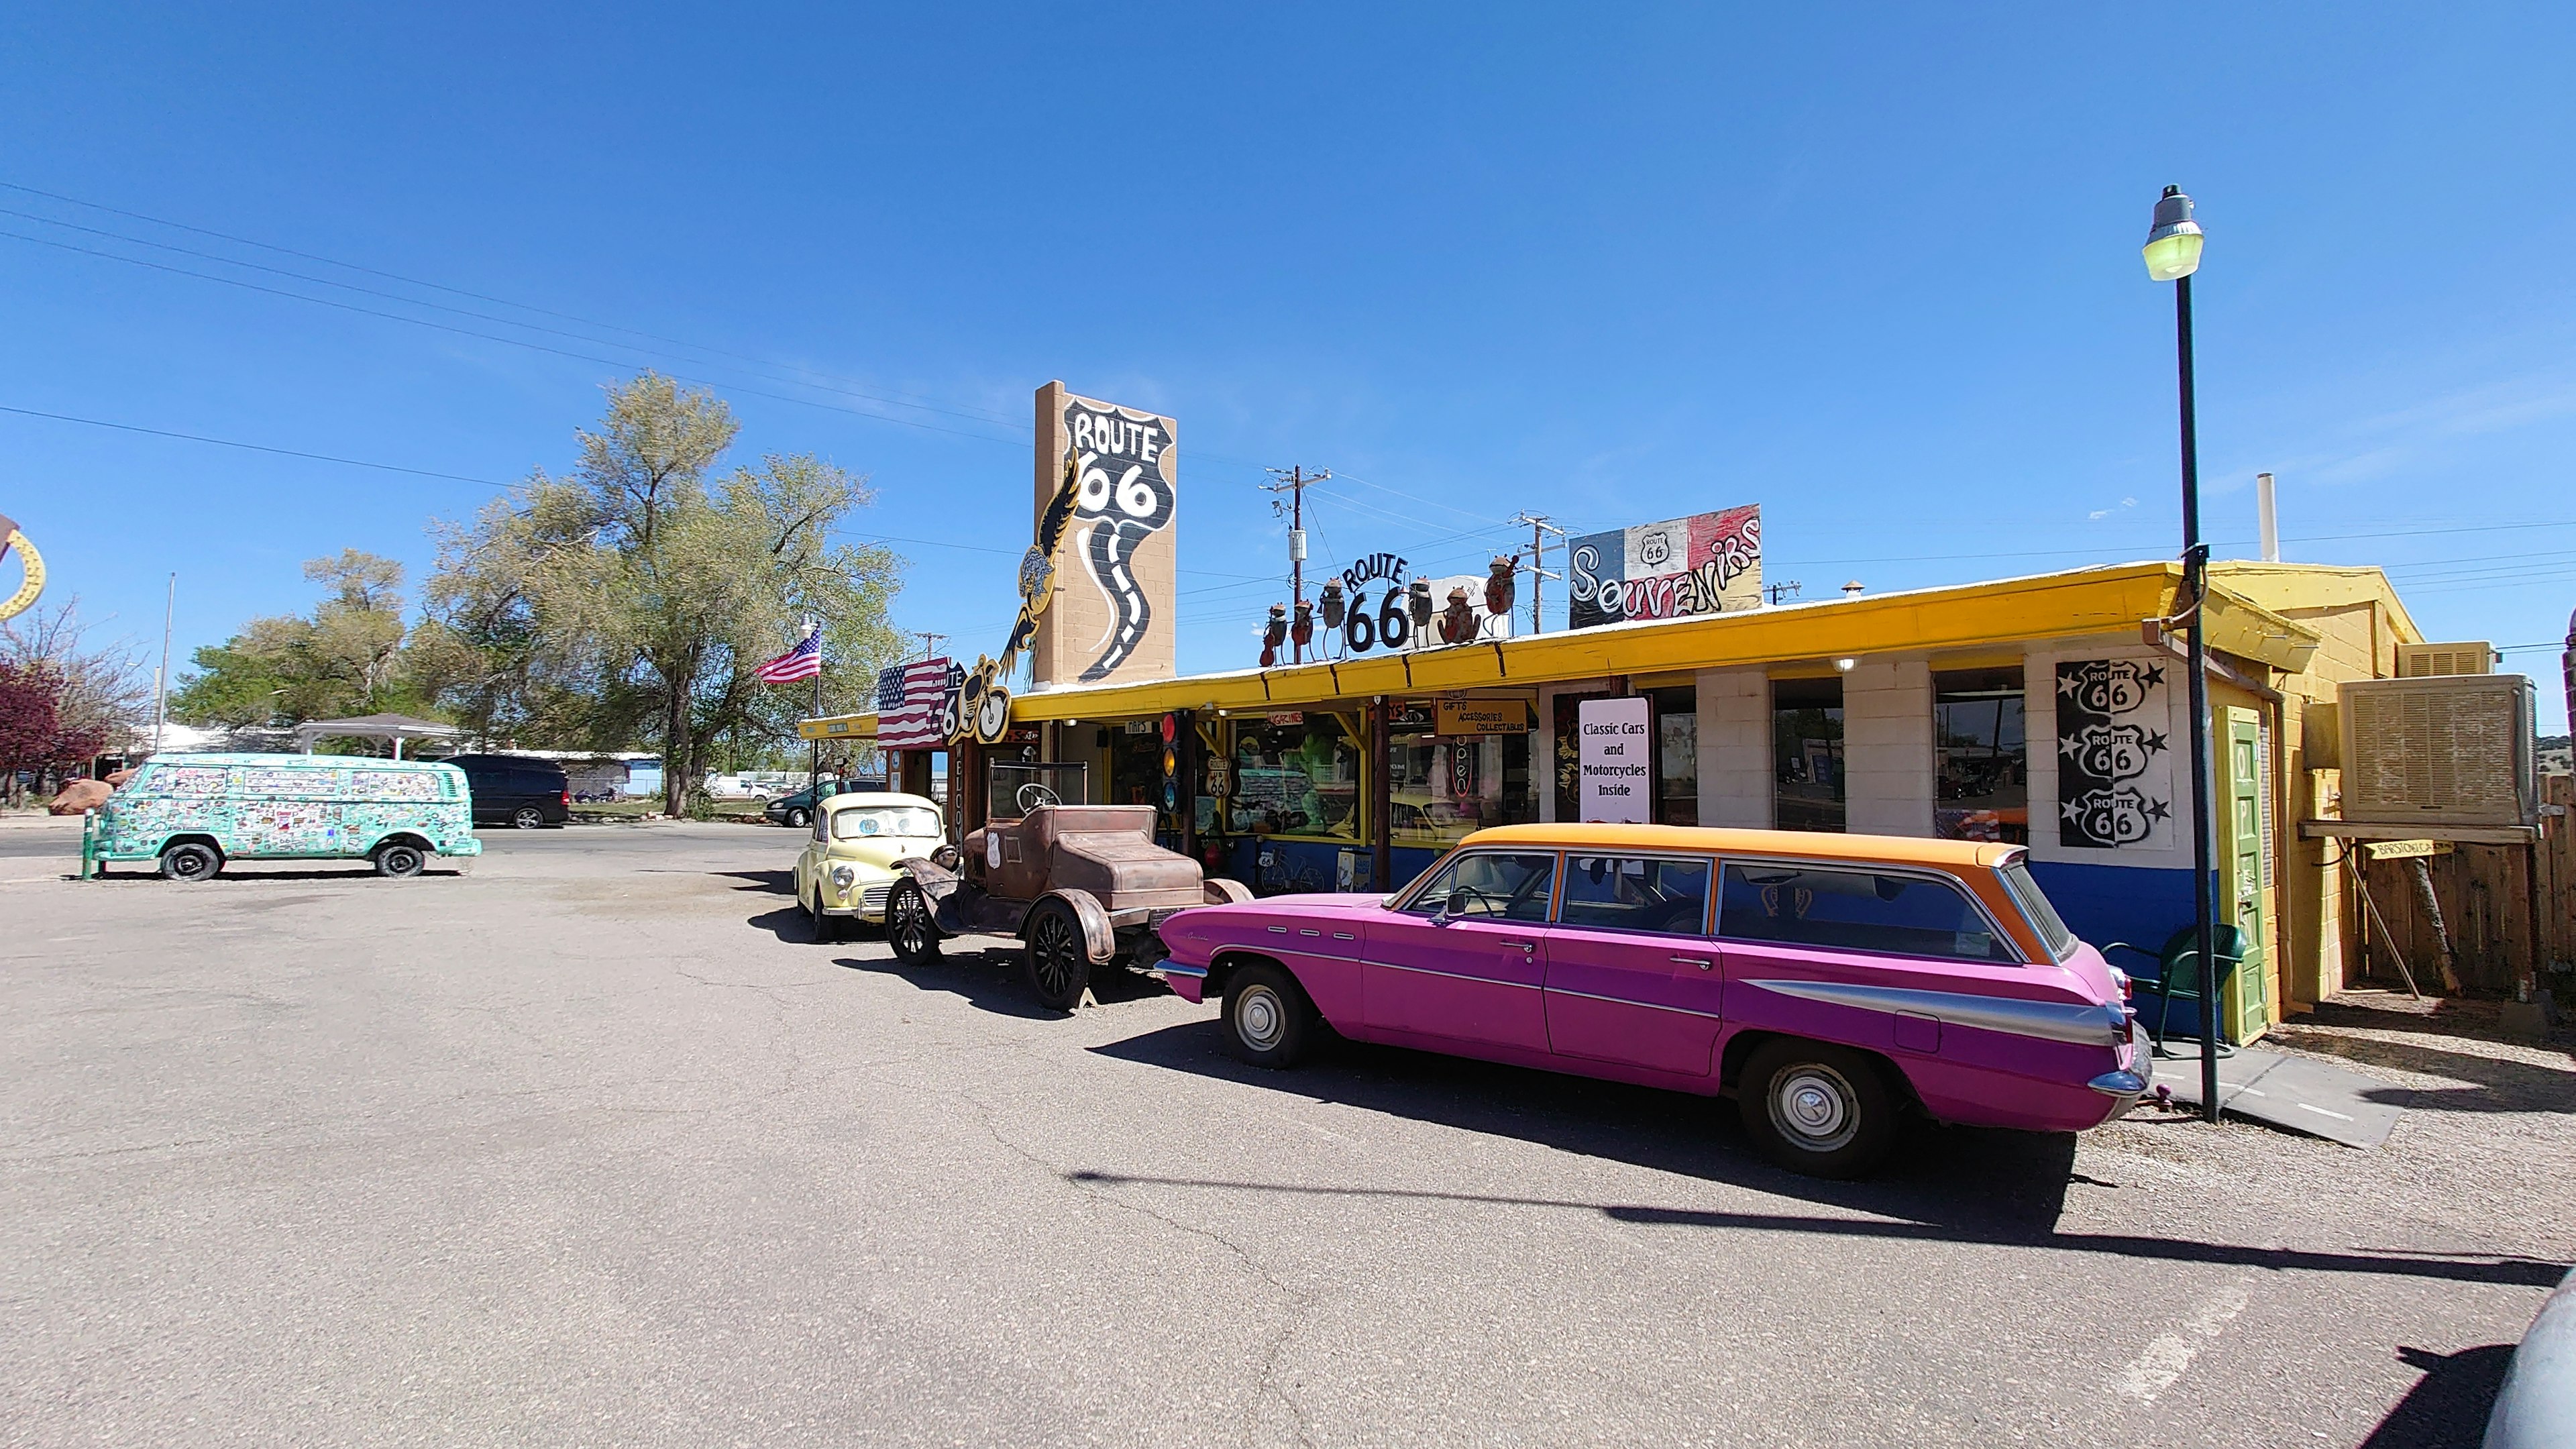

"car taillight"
[2111,967,2135,1001]
[561,789,571,806]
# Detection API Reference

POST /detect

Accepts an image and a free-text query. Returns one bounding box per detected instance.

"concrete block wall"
[1697,669,1770,827]
[1840,657,1934,837]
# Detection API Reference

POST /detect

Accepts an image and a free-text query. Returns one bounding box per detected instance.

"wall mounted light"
[1833,657,1857,673]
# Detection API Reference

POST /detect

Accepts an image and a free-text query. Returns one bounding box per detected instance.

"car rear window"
[1717,863,2018,963]
[1996,855,2076,961]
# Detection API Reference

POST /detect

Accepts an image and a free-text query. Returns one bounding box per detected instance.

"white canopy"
[292,713,460,760]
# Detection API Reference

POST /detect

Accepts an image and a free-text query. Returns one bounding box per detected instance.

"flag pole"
[808,617,823,803]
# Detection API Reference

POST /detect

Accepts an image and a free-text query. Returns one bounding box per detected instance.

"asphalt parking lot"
[5,818,2569,1447]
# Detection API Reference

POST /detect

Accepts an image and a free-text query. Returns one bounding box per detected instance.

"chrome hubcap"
[1770,1065,1859,1151]
[1234,985,1285,1051]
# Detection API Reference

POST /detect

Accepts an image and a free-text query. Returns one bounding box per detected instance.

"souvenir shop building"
[826,553,2428,1044]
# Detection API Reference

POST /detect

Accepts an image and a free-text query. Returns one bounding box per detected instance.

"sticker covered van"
[83,752,484,881]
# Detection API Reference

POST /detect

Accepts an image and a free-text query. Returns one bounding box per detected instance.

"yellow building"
[810,557,2428,1041]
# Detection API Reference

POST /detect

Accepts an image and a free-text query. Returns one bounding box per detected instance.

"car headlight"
[829,865,857,892]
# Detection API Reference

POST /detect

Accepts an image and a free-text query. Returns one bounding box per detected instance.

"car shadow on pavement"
[834,942,1180,1021]
[2359,1343,2513,1448]
[1085,1021,2570,1289]
[716,868,795,893]
[85,866,464,883]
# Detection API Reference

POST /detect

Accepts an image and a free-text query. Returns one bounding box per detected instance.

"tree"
[0,598,148,799]
[427,374,903,814]
[168,551,435,731]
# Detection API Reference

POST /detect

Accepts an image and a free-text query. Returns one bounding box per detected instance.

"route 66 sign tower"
[1028,382,1179,690]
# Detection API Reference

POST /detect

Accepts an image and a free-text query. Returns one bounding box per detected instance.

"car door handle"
[1501,939,1538,954]
[1670,955,1713,969]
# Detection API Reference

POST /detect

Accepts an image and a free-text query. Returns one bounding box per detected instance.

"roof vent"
[2394,641,2497,678]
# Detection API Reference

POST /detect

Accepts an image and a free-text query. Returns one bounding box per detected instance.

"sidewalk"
[0,812,78,830]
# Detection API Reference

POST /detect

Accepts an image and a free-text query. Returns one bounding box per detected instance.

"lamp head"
[2143,184,2204,282]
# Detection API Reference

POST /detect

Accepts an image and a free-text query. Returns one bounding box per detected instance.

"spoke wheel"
[511,806,545,830]
[886,879,940,964]
[1022,901,1089,1012]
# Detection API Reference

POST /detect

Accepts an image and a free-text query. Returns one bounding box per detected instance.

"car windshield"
[833,807,941,840]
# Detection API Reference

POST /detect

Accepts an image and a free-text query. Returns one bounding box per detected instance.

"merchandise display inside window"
[1228,714,1360,839]
[1772,676,1846,833]
[1648,686,1698,826]
[1933,666,2028,843]
[1387,720,1536,847]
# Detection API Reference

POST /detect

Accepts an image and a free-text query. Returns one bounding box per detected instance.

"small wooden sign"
[1437,699,1529,736]
[2364,839,2449,860]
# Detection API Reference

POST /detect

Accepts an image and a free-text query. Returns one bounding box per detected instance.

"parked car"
[765,777,883,829]
[1154,823,2149,1179]
[445,754,572,829]
[792,791,945,941]
[885,763,1251,1010]
[80,752,482,880]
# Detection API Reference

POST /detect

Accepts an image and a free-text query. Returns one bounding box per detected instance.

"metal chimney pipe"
[2256,473,2279,563]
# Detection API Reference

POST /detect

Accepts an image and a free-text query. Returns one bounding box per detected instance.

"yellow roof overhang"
[805,561,2328,736]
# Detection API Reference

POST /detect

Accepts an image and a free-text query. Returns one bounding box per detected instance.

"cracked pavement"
[3,818,2568,1446]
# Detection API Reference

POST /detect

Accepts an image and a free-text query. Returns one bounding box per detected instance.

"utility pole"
[1509,513,1564,635]
[913,631,947,662]
[1765,581,1804,606]
[1263,467,1330,662]
[154,572,174,755]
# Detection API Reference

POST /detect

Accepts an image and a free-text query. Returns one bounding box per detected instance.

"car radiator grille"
[859,884,892,914]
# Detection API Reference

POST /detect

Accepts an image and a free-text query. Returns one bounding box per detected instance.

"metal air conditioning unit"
[2394,641,2497,678]
[2337,675,2537,828]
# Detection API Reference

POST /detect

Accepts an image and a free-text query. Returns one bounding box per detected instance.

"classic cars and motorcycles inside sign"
[1566,504,1762,630]
[1576,697,1653,824]
[2055,659,2175,849]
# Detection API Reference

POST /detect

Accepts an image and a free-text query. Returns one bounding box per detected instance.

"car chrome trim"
[1373,959,1540,989]
[1743,979,2127,1046]
[1542,985,1725,1021]
[1159,963,1210,978]
[2088,1069,2149,1097]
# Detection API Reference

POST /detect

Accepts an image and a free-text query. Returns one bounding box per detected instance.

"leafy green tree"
[168,551,436,732]
[427,374,902,814]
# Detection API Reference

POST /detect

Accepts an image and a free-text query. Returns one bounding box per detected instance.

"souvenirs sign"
[1566,504,1762,630]
[2055,659,2175,849]
[1029,382,1179,689]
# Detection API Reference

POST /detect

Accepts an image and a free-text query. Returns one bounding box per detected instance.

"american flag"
[875,656,956,749]
[754,623,823,684]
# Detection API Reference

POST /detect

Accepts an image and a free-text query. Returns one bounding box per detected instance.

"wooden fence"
[2352,773,2576,995]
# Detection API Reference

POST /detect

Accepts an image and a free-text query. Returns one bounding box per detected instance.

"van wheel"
[511,806,546,830]
[785,808,811,830]
[1221,963,1316,1069]
[374,843,427,879]
[1737,1040,1900,1179]
[160,842,222,882]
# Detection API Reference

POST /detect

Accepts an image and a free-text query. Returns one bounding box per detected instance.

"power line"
[0,402,515,487]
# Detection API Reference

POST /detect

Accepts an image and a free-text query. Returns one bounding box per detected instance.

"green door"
[2218,706,2273,1042]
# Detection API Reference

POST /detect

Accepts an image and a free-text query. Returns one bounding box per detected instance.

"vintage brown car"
[883,770,1250,1010]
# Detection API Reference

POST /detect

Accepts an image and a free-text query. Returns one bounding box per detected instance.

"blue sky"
[3,5,2571,731]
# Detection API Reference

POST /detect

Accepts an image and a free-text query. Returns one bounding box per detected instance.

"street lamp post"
[2144,184,2223,1122]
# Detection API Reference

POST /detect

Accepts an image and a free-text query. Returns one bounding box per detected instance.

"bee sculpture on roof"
[0,514,44,625]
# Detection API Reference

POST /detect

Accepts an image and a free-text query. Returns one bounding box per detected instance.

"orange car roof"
[1458,822,2019,871]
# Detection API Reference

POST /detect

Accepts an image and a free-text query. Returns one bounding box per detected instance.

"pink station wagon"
[1154,823,2151,1178]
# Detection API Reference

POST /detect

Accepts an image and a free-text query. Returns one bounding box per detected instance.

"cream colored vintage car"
[793,791,946,941]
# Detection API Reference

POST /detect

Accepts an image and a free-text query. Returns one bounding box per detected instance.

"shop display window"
[1933,667,2029,843]
[1388,712,1536,847]
[1228,714,1361,840]
[1648,686,1698,826]
[1772,676,1845,833]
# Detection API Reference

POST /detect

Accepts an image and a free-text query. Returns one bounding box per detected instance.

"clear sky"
[4,5,2571,731]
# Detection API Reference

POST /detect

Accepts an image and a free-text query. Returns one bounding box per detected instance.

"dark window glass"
[1717,863,2017,963]
[1998,857,2075,961]
[1402,851,1557,922]
[1649,686,1698,826]
[1559,855,1711,935]
[1228,715,1360,841]
[1772,677,1845,833]
[1934,667,2029,844]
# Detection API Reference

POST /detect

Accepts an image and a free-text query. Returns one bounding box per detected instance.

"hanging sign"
[2055,659,2176,849]
[1576,697,1652,824]
[1437,699,1529,736]
[1567,505,1762,630]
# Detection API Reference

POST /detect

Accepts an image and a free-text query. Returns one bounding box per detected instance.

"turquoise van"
[83,752,484,881]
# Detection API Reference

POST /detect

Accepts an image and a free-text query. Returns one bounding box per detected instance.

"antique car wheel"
[786,808,811,830]
[806,884,841,944]
[1220,963,1316,1069]
[373,842,427,879]
[1022,900,1091,1012]
[1737,1039,1898,1180]
[885,878,941,964]
[159,841,222,882]
[511,806,546,830]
